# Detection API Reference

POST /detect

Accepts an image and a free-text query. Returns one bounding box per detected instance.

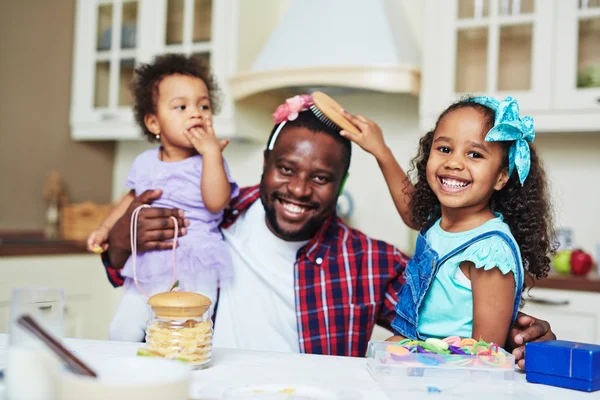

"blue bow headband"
[469,96,535,185]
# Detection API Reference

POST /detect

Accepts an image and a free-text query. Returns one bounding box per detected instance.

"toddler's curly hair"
[131,53,221,142]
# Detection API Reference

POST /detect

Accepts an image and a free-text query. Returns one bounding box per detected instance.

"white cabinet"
[421,0,600,133]
[521,287,600,344]
[554,1,600,111]
[70,0,239,140]
[0,255,122,340]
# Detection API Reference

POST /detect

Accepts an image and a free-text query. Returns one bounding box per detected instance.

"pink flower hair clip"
[272,94,314,124]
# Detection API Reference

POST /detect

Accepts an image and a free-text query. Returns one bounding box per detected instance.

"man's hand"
[507,312,556,369]
[106,189,189,269]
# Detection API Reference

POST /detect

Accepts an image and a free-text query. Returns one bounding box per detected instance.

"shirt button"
[232,210,239,215]
[316,257,323,265]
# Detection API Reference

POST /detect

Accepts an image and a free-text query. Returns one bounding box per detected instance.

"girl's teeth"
[441,178,469,188]
[282,202,306,214]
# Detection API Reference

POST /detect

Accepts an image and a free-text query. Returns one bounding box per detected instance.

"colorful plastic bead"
[442,335,462,347]
[425,338,449,351]
[386,345,410,356]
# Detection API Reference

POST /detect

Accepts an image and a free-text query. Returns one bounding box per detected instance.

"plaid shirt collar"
[222,185,333,264]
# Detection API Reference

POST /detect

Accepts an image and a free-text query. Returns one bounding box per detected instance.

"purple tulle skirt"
[121,231,231,296]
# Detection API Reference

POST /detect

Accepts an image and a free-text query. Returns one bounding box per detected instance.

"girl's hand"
[183,117,230,156]
[339,110,388,160]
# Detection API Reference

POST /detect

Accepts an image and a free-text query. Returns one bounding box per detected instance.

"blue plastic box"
[526,340,600,392]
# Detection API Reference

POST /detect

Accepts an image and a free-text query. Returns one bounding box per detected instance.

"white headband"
[267,121,287,150]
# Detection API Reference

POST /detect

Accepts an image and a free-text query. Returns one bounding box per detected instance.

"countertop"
[0,335,592,399]
[533,274,600,293]
[0,231,87,257]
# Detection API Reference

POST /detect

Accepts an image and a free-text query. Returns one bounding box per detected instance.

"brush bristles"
[310,105,342,132]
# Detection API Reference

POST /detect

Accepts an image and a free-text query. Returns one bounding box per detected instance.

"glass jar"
[143,291,213,369]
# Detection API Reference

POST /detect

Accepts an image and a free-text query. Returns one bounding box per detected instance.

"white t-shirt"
[213,200,308,352]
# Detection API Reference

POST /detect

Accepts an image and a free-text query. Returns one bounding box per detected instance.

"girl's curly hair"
[408,98,555,284]
[131,53,222,142]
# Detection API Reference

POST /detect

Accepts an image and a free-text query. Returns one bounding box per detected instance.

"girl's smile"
[437,174,472,193]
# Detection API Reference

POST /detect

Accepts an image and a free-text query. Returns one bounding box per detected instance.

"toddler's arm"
[339,110,417,230]
[467,263,515,347]
[183,117,231,213]
[87,191,135,253]
[200,151,231,212]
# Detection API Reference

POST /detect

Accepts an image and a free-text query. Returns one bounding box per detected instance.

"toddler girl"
[88,54,238,341]
[341,96,554,347]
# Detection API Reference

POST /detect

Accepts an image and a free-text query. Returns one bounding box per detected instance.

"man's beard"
[259,180,327,242]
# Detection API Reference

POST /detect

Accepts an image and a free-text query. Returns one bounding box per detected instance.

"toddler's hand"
[87,227,109,253]
[183,117,230,156]
[339,110,388,160]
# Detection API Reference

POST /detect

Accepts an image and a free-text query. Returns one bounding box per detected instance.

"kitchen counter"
[534,274,600,293]
[0,335,593,399]
[0,231,87,257]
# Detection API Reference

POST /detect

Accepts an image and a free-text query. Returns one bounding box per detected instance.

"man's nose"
[287,176,313,199]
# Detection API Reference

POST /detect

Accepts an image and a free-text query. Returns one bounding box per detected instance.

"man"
[102,107,554,366]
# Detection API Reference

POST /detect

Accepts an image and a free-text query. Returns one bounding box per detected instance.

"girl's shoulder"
[460,234,520,275]
[459,217,521,275]
[428,215,521,274]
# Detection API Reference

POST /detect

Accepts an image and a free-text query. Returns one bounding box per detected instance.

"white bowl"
[56,356,191,400]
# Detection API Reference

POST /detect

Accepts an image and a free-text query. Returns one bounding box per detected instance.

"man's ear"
[144,114,160,135]
[494,167,510,191]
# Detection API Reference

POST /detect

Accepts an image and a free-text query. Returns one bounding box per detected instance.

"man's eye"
[438,146,451,153]
[280,167,293,175]
[314,176,330,184]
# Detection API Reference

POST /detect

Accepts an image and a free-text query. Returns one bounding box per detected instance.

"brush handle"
[17,314,97,377]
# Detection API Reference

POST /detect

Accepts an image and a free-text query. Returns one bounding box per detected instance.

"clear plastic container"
[138,291,213,369]
[366,340,527,398]
[366,340,516,381]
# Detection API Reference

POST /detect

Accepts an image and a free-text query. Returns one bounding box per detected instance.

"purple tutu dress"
[120,148,239,299]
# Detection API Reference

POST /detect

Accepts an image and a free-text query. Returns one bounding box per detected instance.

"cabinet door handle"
[38,305,52,311]
[527,297,570,306]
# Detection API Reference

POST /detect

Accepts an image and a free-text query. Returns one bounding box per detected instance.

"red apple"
[570,249,593,276]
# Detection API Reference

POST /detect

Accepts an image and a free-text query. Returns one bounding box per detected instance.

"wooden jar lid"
[148,291,212,318]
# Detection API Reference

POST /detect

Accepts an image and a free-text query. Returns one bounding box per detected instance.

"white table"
[0,334,595,399]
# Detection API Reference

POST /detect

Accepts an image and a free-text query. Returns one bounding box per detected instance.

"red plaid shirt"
[103,185,409,357]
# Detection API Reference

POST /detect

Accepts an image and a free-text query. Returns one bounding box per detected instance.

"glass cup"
[5,287,65,400]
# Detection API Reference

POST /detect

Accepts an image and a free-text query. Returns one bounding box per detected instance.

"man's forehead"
[270,127,345,169]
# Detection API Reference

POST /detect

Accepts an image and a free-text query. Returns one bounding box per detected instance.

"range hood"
[229,0,421,100]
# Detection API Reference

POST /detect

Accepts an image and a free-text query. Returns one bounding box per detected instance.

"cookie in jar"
[137,291,213,368]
